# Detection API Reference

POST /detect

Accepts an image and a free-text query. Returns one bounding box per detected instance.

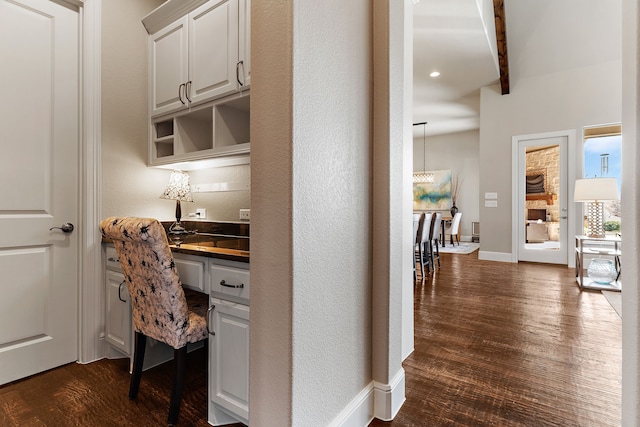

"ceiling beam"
[493,0,510,95]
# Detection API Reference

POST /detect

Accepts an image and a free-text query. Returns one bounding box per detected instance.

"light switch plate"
[485,200,498,208]
[485,192,498,200]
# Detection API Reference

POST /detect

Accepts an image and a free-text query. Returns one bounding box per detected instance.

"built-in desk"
[102,220,250,426]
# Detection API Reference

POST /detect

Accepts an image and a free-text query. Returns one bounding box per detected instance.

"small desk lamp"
[160,170,193,234]
[574,177,619,238]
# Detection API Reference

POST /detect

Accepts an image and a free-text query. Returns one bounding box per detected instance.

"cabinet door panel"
[209,298,249,421]
[150,17,189,117]
[105,270,131,355]
[189,0,239,105]
[238,0,250,88]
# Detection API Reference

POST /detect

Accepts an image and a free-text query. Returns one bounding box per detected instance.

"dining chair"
[100,217,209,426]
[445,212,463,246]
[413,213,422,281]
[429,212,442,269]
[415,212,433,277]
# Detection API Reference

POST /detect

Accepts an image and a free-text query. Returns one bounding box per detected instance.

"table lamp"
[160,170,193,234]
[574,177,619,238]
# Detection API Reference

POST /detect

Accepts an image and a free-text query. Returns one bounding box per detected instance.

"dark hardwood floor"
[0,252,620,426]
[372,252,621,426]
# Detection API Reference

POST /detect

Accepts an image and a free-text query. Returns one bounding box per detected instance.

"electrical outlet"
[239,209,250,220]
[196,208,206,218]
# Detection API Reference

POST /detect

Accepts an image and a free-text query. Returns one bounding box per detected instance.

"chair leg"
[433,240,440,268]
[421,243,431,274]
[168,346,188,426]
[129,332,147,400]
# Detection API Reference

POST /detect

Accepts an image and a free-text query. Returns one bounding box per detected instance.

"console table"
[575,235,621,291]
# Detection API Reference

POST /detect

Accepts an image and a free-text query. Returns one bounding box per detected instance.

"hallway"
[373,252,621,426]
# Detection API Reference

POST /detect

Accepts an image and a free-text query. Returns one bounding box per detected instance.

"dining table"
[440,216,452,247]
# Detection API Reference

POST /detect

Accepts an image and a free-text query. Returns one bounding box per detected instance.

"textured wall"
[620,0,640,423]
[250,0,374,425]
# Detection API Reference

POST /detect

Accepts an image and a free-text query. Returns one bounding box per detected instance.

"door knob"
[50,223,74,233]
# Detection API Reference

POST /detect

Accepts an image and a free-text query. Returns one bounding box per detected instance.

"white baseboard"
[327,368,406,426]
[373,368,406,421]
[478,250,514,263]
[327,382,375,427]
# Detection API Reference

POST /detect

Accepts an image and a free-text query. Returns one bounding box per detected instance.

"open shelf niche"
[150,93,250,166]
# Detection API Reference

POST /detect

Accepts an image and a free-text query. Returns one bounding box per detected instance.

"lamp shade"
[160,170,193,202]
[574,177,619,202]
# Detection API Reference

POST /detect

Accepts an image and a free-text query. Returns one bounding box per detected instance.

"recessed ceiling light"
[430,71,440,78]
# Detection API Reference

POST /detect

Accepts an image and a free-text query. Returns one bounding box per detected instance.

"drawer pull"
[207,305,216,336]
[220,279,244,289]
[108,257,119,263]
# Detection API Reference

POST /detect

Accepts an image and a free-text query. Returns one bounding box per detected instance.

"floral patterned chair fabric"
[99,216,208,349]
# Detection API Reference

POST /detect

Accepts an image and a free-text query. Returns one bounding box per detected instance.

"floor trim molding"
[478,250,514,263]
[373,368,406,421]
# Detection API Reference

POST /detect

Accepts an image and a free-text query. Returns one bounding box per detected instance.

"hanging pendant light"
[413,122,433,183]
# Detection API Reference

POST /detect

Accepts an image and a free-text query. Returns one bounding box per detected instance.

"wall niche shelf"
[150,93,250,167]
[526,193,557,205]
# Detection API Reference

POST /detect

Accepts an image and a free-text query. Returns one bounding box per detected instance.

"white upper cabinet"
[238,0,250,88]
[150,17,189,117]
[147,0,242,118]
[188,0,239,106]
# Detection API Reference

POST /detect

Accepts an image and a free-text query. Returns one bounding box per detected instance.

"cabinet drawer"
[105,246,121,271]
[210,264,249,303]
[174,254,207,293]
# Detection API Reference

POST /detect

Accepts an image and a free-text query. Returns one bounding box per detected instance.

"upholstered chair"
[445,212,463,246]
[429,212,442,269]
[415,212,433,277]
[100,217,209,426]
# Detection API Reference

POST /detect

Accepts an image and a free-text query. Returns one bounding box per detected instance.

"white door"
[0,0,79,384]
[513,133,570,264]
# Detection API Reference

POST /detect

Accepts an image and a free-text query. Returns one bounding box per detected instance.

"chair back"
[100,217,197,349]
[413,214,421,245]
[431,212,442,241]
[451,212,462,233]
[418,212,433,245]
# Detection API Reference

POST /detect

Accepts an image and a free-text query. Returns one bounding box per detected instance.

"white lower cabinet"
[208,298,250,425]
[104,244,250,424]
[105,269,131,355]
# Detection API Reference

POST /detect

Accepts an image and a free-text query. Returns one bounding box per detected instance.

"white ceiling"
[413,0,622,138]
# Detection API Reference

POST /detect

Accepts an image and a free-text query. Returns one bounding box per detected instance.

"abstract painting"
[413,169,452,210]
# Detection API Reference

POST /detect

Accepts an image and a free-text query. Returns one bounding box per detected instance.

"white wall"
[101,0,250,223]
[413,129,480,239]
[621,0,639,423]
[479,60,622,256]
[251,0,374,424]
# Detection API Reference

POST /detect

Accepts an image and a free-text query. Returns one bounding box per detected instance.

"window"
[583,125,621,234]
